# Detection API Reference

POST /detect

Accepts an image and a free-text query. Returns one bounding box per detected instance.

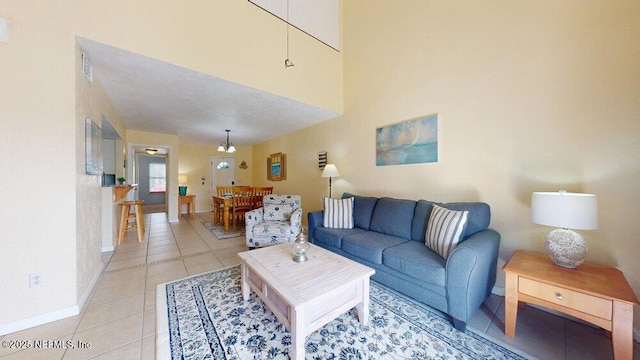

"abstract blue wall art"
[376,114,438,166]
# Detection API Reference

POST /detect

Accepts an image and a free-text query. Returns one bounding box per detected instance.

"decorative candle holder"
[291,229,310,262]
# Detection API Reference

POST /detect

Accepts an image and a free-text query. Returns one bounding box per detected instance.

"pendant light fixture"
[284,0,294,68]
[217,129,236,153]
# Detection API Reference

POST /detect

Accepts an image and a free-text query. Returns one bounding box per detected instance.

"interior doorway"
[137,154,167,213]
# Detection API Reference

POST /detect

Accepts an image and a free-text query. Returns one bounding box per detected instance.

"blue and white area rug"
[157,266,534,359]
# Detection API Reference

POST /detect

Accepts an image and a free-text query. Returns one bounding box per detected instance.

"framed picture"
[85,118,103,175]
[267,153,286,181]
[376,113,438,166]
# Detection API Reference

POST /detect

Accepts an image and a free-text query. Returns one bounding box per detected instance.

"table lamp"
[178,174,188,196]
[530,190,598,268]
[321,164,340,198]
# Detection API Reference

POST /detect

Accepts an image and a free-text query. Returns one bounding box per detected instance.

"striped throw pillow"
[323,197,355,229]
[425,204,469,259]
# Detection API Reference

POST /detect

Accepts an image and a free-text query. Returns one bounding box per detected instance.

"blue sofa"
[307,193,500,331]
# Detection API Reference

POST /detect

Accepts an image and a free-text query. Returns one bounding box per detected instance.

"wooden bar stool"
[118,200,145,244]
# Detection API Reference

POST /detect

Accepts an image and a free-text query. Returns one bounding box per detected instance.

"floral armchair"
[245,195,302,248]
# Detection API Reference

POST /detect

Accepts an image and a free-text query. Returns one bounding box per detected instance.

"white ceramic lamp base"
[545,228,587,268]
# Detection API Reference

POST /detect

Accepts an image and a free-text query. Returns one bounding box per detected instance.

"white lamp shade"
[531,191,598,230]
[321,164,340,178]
[178,175,188,185]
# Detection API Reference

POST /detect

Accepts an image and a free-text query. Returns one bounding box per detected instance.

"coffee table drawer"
[519,277,612,320]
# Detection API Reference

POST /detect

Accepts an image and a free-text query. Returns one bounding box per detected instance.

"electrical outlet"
[29,272,44,288]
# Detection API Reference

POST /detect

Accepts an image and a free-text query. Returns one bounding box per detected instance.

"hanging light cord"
[285,0,294,67]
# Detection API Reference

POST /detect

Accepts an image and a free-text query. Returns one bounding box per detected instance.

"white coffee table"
[238,243,375,360]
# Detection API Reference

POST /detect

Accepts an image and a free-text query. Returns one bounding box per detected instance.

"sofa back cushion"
[411,201,491,241]
[369,197,416,239]
[411,200,435,242]
[444,202,490,238]
[342,193,378,230]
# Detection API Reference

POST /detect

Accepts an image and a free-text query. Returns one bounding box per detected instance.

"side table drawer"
[519,277,612,320]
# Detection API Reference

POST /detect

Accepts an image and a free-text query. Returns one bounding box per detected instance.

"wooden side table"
[178,194,195,217]
[503,250,638,359]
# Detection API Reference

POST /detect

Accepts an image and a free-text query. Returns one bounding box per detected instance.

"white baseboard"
[0,263,105,336]
[101,245,115,253]
[0,305,79,336]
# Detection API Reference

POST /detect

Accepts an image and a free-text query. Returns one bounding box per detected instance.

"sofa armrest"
[445,229,500,326]
[245,207,264,239]
[307,210,324,243]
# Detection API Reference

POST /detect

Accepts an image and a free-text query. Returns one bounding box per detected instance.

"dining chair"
[252,186,274,209]
[216,186,234,197]
[213,186,233,224]
[232,186,254,231]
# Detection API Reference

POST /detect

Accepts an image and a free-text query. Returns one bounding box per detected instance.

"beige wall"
[0,7,78,328]
[75,42,127,306]
[178,144,254,213]
[74,0,343,114]
[254,0,640,334]
[1,0,341,331]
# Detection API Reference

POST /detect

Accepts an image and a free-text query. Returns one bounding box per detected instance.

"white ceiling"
[77,37,339,148]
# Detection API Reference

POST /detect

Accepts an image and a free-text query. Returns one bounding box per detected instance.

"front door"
[210,156,236,206]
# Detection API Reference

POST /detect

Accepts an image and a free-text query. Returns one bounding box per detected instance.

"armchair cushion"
[264,203,294,221]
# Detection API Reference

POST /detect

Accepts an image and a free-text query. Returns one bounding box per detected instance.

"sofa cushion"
[411,200,436,242]
[383,241,446,286]
[323,196,354,229]
[342,231,408,264]
[369,197,416,239]
[313,227,367,248]
[343,193,378,230]
[425,205,469,259]
[443,202,490,238]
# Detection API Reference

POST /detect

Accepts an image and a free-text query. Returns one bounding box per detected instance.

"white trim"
[0,263,105,336]
[0,306,79,336]
[101,245,115,252]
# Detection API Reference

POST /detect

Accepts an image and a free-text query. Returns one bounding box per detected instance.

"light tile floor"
[1,212,638,359]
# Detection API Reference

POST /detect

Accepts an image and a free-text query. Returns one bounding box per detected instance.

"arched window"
[216,161,231,169]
